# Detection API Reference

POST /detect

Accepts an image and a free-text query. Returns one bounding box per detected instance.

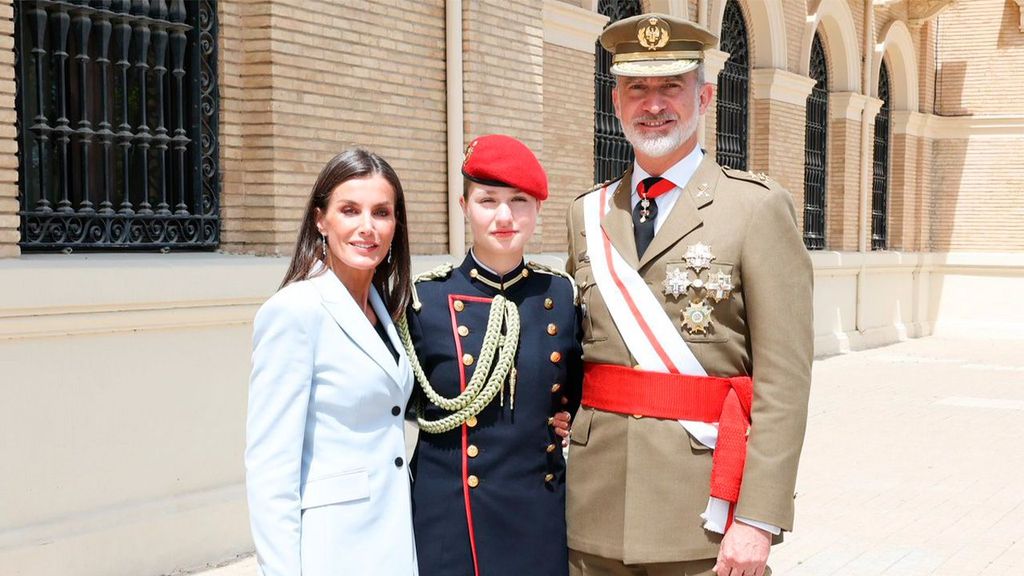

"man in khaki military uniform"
[565,14,813,576]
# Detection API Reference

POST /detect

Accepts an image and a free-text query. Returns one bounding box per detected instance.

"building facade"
[1,1,1022,575]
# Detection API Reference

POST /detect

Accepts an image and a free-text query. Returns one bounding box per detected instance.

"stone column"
[701,47,729,160]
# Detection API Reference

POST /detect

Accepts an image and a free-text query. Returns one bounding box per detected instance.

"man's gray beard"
[621,108,701,159]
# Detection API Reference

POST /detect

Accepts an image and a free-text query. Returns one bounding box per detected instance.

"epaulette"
[574,172,626,201]
[410,262,454,311]
[721,166,774,190]
[527,260,579,305]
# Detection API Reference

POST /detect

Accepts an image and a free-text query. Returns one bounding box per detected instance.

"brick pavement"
[191,334,1024,576]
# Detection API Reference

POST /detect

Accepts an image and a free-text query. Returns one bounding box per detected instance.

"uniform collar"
[460,250,530,293]
[630,146,705,199]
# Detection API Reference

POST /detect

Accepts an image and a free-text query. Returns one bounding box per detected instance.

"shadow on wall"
[999,0,1024,48]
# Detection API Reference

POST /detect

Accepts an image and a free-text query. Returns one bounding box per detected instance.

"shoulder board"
[721,167,774,190]
[527,260,579,305]
[410,262,454,312]
[413,262,454,284]
[575,172,626,201]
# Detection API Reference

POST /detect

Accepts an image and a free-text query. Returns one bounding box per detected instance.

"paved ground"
[191,334,1024,576]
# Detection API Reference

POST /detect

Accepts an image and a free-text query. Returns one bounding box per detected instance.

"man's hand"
[713,521,771,576]
[549,411,572,446]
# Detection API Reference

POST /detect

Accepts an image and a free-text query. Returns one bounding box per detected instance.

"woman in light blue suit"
[246,149,418,576]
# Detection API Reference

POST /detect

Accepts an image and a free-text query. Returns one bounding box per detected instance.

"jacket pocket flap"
[570,407,594,446]
[301,469,370,510]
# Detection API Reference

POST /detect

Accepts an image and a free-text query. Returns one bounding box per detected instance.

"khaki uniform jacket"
[565,155,813,564]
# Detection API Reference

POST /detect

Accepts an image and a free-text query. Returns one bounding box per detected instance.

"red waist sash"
[582,363,753,503]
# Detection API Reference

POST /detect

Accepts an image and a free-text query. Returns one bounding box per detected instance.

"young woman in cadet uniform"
[400,134,582,576]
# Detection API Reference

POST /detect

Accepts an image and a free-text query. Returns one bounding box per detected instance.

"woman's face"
[316,174,397,275]
[460,182,540,260]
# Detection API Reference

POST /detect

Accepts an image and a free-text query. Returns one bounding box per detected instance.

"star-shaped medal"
[683,243,715,273]
[662,267,690,298]
[682,300,714,334]
[705,271,734,303]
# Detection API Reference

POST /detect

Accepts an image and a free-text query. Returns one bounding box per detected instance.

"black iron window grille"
[715,0,749,171]
[15,0,219,251]
[802,33,828,251]
[593,0,641,184]
[871,61,891,251]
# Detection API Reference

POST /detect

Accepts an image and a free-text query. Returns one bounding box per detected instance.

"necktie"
[633,177,675,258]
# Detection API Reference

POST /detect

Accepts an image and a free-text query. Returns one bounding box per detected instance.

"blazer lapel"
[637,156,719,270]
[600,169,640,269]
[311,273,402,389]
[369,287,410,391]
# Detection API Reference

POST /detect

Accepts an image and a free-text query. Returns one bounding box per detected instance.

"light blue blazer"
[245,270,418,576]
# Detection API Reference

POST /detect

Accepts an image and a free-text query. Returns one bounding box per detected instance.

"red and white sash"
[582,183,732,534]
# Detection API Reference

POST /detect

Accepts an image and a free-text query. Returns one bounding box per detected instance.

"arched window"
[871,61,891,250]
[593,0,642,183]
[803,33,829,250]
[716,0,750,170]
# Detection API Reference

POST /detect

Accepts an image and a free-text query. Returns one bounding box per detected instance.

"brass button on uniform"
[544,473,555,483]
[457,325,470,337]
[550,351,562,363]
[470,269,479,278]
[521,269,530,278]
[466,415,478,428]
[546,443,557,453]
[453,300,465,312]
[467,445,479,458]
[550,383,561,393]
[547,323,558,336]
[467,475,480,488]
[544,298,554,310]
[462,353,475,366]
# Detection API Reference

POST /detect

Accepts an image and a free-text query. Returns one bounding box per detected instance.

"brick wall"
[751,98,808,231]
[462,0,546,252]
[219,0,449,256]
[541,42,594,253]
[826,117,861,251]
[936,1,1024,116]
[0,0,16,257]
[931,136,1024,251]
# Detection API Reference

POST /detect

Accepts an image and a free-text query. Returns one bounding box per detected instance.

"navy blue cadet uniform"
[409,253,583,576]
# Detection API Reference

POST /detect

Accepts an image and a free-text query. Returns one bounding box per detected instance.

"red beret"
[461,134,548,201]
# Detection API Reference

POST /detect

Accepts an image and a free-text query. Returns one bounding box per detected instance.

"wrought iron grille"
[593,0,641,184]
[871,61,891,251]
[15,0,219,251]
[715,0,749,171]
[802,34,828,251]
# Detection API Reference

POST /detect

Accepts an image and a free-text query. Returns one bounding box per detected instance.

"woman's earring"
[387,246,392,264]
[321,233,327,259]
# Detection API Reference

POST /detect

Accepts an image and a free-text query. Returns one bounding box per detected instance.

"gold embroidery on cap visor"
[609,57,701,78]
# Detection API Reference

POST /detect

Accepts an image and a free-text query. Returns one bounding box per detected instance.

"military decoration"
[637,17,670,51]
[663,267,690,298]
[682,301,714,335]
[670,243,735,335]
[705,271,734,303]
[683,242,715,273]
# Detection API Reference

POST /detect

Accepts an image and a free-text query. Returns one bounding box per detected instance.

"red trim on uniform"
[598,186,680,373]
[448,293,491,576]
[582,362,754,505]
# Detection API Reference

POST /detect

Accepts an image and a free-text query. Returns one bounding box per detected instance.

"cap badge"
[463,140,477,167]
[637,17,670,51]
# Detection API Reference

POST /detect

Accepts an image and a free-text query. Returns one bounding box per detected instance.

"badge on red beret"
[461,134,548,201]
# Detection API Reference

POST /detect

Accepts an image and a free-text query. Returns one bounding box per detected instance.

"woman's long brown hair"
[279,149,411,321]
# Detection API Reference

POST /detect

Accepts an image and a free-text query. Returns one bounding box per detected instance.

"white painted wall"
[1,251,1020,576]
